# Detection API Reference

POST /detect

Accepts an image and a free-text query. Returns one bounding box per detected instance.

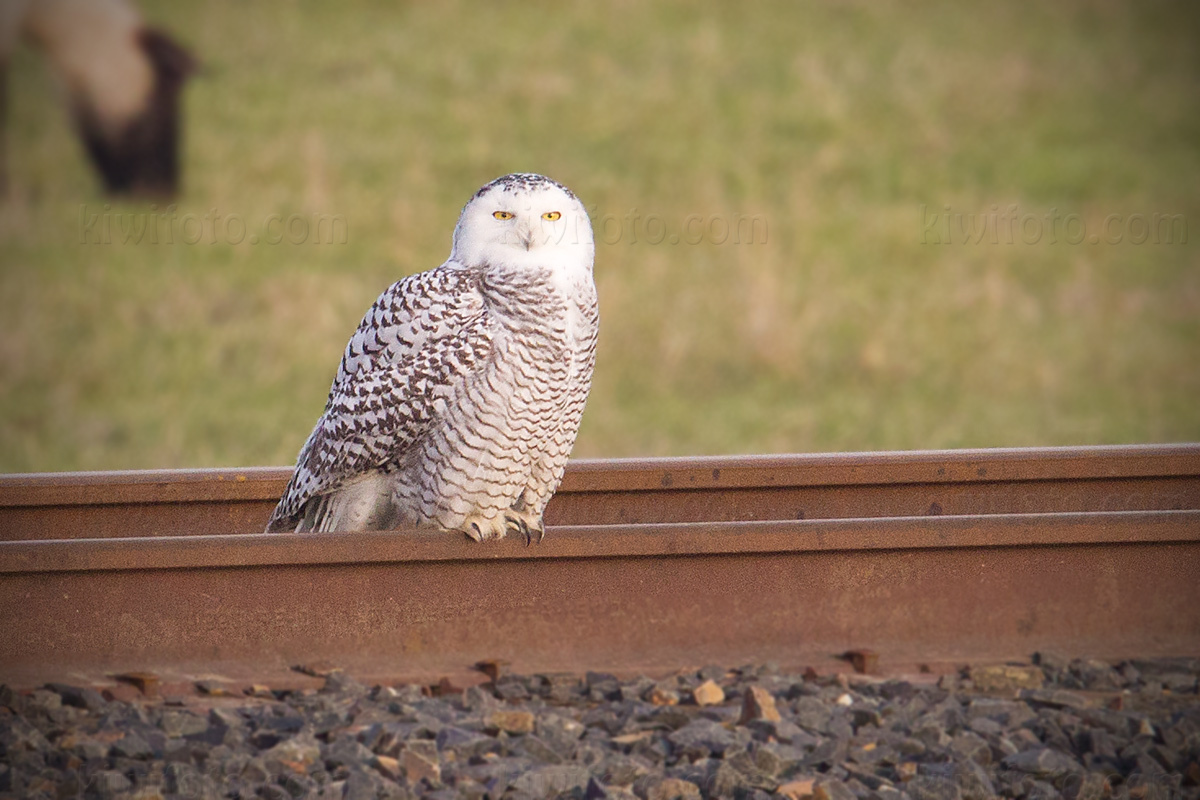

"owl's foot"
[504,509,545,546]
[460,510,545,544]
[462,513,508,542]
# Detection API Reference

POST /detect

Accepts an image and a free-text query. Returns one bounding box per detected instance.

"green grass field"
[2,1,1198,473]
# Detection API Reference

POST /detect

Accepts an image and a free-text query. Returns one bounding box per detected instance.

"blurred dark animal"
[0,0,196,197]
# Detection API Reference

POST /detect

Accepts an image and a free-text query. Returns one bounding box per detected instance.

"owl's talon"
[504,509,544,546]
[503,513,532,545]
[463,515,507,542]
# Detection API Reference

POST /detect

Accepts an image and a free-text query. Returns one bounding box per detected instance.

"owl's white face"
[450,174,594,272]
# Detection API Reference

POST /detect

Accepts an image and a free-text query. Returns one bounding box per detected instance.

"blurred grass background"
[1,0,1198,473]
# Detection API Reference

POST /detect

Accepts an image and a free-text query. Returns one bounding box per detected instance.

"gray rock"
[537,673,583,703]
[519,733,568,764]
[803,736,848,770]
[827,714,855,741]
[745,717,816,746]
[965,716,1002,737]
[1018,778,1062,800]
[666,719,737,758]
[240,755,271,783]
[494,677,532,701]
[0,715,52,753]
[321,670,365,695]
[457,755,533,788]
[892,738,926,758]
[952,759,996,800]
[461,684,500,712]
[263,731,322,767]
[538,712,587,752]
[1159,672,1199,693]
[509,763,592,796]
[647,705,694,731]
[754,741,809,776]
[1067,659,1123,691]
[24,689,62,714]
[259,784,290,800]
[434,725,492,757]
[159,708,210,738]
[965,698,1036,729]
[793,696,832,733]
[1075,707,1138,738]
[1128,656,1199,675]
[209,706,246,729]
[815,777,859,800]
[622,677,657,702]
[1064,772,1114,800]
[111,731,154,759]
[583,707,627,736]
[911,717,950,749]
[851,705,884,730]
[842,763,891,790]
[341,767,411,800]
[1020,688,1090,709]
[46,683,108,712]
[906,775,963,800]
[629,733,671,765]
[949,732,992,765]
[576,739,612,769]
[2,660,1196,800]
[587,671,623,702]
[324,735,376,770]
[601,754,654,787]
[73,736,111,761]
[634,775,702,800]
[1002,746,1083,777]
[702,760,750,797]
[91,769,134,795]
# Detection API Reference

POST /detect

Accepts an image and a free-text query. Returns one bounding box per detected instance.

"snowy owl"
[266,173,598,542]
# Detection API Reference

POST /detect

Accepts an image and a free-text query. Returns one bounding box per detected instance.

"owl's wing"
[267,266,491,531]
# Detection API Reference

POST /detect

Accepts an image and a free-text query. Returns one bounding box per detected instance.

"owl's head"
[450,174,594,271]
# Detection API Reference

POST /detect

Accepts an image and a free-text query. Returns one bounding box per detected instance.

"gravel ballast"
[1,656,1197,799]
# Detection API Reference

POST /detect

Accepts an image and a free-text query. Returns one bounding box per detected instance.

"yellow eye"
[542,211,561,221]
[493,211,514,220]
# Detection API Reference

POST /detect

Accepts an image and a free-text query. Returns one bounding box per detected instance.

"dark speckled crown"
[472,173,576,201]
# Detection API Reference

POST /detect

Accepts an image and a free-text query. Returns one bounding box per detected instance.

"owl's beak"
[506,217,540,248]
[515,221,535,250]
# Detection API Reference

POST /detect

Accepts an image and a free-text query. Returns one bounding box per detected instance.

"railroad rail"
[1,444,1198,693]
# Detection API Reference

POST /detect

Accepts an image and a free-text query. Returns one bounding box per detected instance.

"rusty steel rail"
[1,444,1197,540]
[0,445,1198,690]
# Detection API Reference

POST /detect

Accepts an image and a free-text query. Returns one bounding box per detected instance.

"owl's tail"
[267,472,397,533]
[264,503,303,533]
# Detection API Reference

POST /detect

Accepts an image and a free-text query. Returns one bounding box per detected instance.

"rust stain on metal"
[1,445,1198,541]
[113,671,160,697]
[0,446,1198,688]
[2,511,1196,574]
[291,661,341,678]
[474,659,510,682]
[1,517,1197,688]
[844,650,880,675]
